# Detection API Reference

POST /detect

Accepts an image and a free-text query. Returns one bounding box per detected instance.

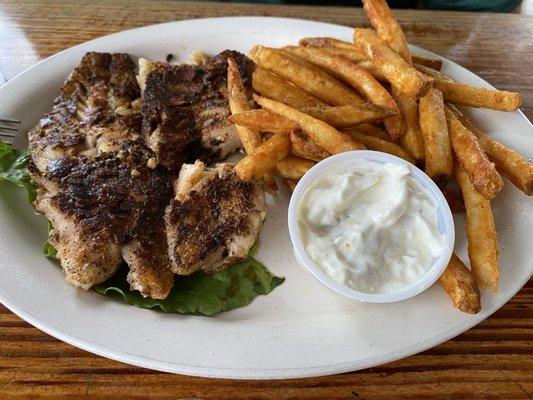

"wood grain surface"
[0,1,532,399]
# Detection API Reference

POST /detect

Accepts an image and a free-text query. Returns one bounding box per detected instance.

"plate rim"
[0,16,531,380]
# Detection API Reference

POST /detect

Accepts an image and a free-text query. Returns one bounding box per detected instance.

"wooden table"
[0,1,532,398]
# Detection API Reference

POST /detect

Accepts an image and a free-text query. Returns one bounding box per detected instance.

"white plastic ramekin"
[288,150,455,303]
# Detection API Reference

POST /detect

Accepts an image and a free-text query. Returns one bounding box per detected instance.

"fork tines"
[0,117,20,143]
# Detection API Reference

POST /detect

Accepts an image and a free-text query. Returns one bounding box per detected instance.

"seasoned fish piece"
[122,235,174,300]
[165,161,267,275]
[32,155,174,298]
[29,52,141,172]
[140,51,255,170]
[35,183,122,290]
[28,52,174,298]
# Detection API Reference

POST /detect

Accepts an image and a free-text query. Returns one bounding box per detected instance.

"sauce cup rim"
[287,150,455,304]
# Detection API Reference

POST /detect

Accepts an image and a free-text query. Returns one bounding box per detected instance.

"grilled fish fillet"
[140,51,255,170]
[31,155,174,298]
[165,161,267,275]
[29,53,142,172]
[28,53,174,299]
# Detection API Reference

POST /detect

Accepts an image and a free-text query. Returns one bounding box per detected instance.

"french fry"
[298,37,447,70]
[445,108,503,199]
[230,105,392,143]
[345,123,391,141]
[294,40,369,64]
[354,28,432,98]
[344,130,415,163]
[255,95,366,154]
[227,58,262,152]
[297,38,441,71]
[417,68,522,111]
[362,0,412,63]
[249,46,363,106]
[229,109,298,134]
[284,45,405,139]
[439,253,481,314]
[412,55,443,70]
[433,80,522,111]
[301,39,441,71]
[319,47,369,64]
[418,88,453,180]
[299,37,363,51]
[476,134,533,196]
[392,87,425,161]
[302,104,394,128]
[276,157,315,180]
[455,163,499,291]
[284,50,367,104]
[234,132,290,181]
[450,107,533,195]
[290,130,330,162]
[357,60,388,82]
[228,58,277,192]
[252,67,326,109]
[360,1,442,69]
[298,37,391,81]
[414,64,452,82]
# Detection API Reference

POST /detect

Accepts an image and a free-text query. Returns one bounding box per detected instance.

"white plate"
[0,17,531,380]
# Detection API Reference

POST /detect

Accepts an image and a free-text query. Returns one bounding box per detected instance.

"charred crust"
[46,155,172,245]
[28,52,140,158]
[165,168,258,268]
[141,50,255,171]
[61,52,140,101]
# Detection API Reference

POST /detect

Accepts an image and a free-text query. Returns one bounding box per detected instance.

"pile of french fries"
[227,0,532,314]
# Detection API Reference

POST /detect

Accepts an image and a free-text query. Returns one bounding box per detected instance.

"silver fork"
[0,117,20,145]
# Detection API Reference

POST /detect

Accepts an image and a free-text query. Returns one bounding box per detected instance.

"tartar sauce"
[297,161,445,294]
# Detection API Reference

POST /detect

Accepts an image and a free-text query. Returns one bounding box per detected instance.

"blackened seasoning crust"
[165,163,267,276]
[28,52,141,173]
[142,50,255,170]
[141,63,199,170]
[46,155,171,244]
[43,154,175,298]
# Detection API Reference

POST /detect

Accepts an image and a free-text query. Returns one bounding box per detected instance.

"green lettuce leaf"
[95,243,284,316]
[43,240,57,258]
[43,240,57,257]
[0,140,54,255]
[0,140,36,203]
[43,222,57,258]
